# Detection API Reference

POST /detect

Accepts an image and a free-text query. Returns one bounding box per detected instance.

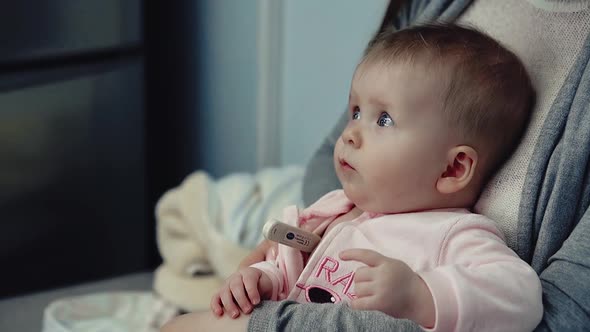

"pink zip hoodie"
[252,190,543,332]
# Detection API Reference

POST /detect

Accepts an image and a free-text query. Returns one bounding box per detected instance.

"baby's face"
[334,61,457,214]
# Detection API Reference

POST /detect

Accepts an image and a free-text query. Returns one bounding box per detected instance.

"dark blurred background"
[0,0,200,297]
[0,0,385,300]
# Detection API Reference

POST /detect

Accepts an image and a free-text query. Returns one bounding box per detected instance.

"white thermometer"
[262,219,321,252]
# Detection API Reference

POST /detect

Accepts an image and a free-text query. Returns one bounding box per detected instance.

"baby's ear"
[436,146,478,194]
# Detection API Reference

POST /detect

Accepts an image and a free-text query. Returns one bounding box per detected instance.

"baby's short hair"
[364,23,535,178]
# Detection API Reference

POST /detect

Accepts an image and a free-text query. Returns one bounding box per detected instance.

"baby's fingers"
[242,270,262,306]
[229,276,253,314]
[210,292,224,317]
[353,280,374,298]
[220,284,240,318]
[353,266,375,283]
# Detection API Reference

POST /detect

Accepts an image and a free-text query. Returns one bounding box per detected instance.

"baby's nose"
[342,127,362,148]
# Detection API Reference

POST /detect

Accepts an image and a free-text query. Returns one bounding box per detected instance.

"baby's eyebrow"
[368,97,388,110]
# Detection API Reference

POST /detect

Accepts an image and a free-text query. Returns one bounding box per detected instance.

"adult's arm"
[248,301,422,332]
[534,206,590,331]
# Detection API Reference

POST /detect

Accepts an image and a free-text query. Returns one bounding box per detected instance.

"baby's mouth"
[339,158,356,171]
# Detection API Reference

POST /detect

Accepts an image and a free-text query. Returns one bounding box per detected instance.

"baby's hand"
[210,267,272,319]
[340,249,434,326]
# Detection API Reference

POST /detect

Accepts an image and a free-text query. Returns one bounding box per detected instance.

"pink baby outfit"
[252,190,542,332]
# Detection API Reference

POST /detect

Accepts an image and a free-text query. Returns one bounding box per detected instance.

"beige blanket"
[154,167,303,310]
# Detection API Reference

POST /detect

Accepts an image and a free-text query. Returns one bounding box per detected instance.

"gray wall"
[195,0,259,178]
[194,0,387,176]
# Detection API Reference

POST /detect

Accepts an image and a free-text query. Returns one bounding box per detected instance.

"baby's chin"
[343,186,408,214]
[342,186,375,211]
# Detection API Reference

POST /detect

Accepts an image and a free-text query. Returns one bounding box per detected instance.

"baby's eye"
[377,112,393,127]
[352,107,361,120]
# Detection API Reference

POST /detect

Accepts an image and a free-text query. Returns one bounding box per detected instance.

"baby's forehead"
[351,60,446,102]
[353,58,437,85]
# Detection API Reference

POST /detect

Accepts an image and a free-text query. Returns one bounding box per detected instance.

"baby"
[164,23,543,332]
